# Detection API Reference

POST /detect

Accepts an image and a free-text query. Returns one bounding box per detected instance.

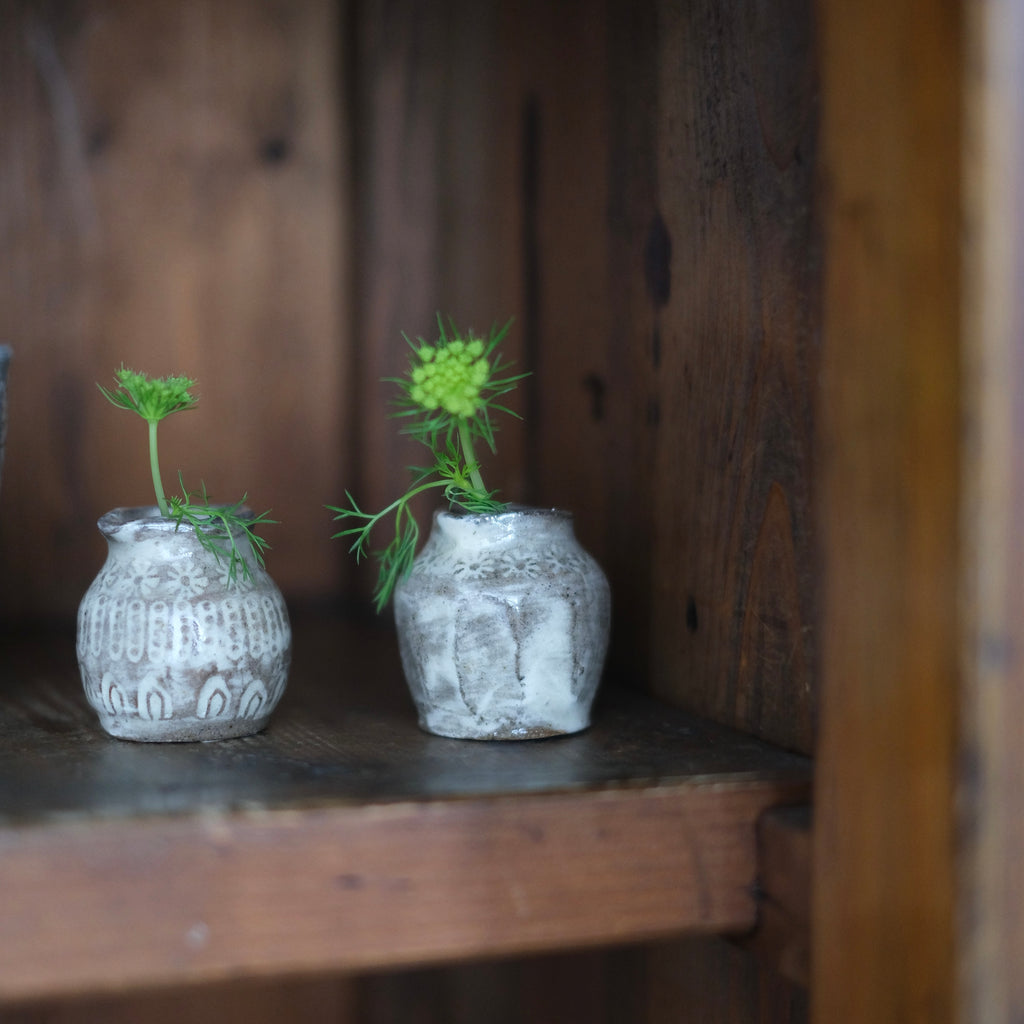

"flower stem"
[458,419,486,494]
[148,419,168,517]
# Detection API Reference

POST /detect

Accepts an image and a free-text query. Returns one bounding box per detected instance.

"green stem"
[458,419,486,495]
[148,419,168,517]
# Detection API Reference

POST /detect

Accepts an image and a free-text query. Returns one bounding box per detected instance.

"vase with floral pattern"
[76,506,291,742]
[393,507,611,740]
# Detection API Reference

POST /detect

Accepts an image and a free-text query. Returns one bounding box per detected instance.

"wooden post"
[814,0,962,1020]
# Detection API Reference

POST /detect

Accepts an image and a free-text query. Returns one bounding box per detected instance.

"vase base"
[95,715,272,743]
[417,716,590,742]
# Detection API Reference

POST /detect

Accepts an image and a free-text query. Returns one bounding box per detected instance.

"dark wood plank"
[355,950,644,1024]
[0,977,356,1024]
[598,0,820,757]
[740,805,811,987]
[647,0,819,753]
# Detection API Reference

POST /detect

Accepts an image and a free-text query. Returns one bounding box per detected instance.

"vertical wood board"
[596,0,821,755]
[812,0,961,1020]
[0,0,346,618]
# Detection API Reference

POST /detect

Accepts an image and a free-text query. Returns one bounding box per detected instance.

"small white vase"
[393,507,611,740]
[76,506,291,742]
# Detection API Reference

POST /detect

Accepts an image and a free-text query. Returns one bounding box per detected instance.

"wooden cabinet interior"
[3,0,818,1019]
[7,0,1012,1021]
[0,0,819,759]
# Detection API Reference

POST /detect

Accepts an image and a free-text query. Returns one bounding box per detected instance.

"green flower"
[98,367,199,517]
[408,337,489,417]
[331,314,528,612]
[393,316,525,456]
[99,367,199,424]
[99,368,275,585]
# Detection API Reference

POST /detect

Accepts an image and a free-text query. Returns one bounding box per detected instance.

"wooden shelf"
[0,615,810,1003]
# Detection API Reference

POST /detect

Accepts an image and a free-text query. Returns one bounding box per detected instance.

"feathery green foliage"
[330,315,526,612]
[99,367,276,585]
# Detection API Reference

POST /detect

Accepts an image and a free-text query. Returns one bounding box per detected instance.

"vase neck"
[433,507,574,548]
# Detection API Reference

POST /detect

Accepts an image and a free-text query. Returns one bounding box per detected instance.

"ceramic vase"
[393,507,611,740]
[76,506,291,742]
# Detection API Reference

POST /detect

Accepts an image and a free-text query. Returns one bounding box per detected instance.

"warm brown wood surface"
[0,0,346,619]
[813,0,962,1021]
[0,781,801,1003]
[601,0,820,756]
[0,0,823,1020]
[0,617,810,1003]
[741,805,811,988]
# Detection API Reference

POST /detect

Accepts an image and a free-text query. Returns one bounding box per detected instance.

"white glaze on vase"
[76,506,291,742]
[393,507,611,740]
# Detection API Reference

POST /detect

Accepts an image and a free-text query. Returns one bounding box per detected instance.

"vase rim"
[98,504,254,538]
[434,504,571,524]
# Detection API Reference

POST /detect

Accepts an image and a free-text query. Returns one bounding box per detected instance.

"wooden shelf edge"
[0,777,809,1004]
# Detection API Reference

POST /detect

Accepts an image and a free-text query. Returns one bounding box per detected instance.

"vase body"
[76,506,291,742]
[393,507,611,740]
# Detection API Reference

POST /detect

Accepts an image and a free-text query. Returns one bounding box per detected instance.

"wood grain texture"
[597,0,820,755]
[0,2,822,1021]
[812,0,962,1021]
[0,780,804,1003]
[0,619,809,1004]
[0,0,346,618]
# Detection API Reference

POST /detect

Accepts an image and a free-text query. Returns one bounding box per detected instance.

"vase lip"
[434,504,572,524]
[97,504,253,538]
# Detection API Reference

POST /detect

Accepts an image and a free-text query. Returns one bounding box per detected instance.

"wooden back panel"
[0,0,346,617]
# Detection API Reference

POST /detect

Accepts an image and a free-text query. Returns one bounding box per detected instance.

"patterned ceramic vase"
[76,506,291,742]
[393,507,611,740]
